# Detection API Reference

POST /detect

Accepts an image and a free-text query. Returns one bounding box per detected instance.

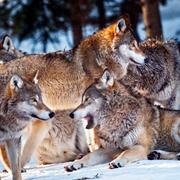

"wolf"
[120,38,180,110]
[0,36,89,169]
[33,26,146,166]
[0,35,88,169]
[0,16,145,110]
[0,34,25,63]
[0,73,54,180]
[65,70,180,171]
[0,34,87,168]
[0,16,146,168]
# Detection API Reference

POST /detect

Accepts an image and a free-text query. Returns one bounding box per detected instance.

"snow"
[1,160,180,180]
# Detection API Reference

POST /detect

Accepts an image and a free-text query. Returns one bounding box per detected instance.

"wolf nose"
[69,112,74,119]
[49,112,55,118]
[144,57,149,64]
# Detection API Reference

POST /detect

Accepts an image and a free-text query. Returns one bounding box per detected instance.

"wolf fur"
[0,16,146,168]
[0,74,53,180]
[65,70,180,171]
[121,39,180,109]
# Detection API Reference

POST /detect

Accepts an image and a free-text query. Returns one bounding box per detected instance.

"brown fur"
[36,110,89,165]
[0,36,89,169]
[0,37,87,169]
[65,71,180,171]
[0,16,143,168]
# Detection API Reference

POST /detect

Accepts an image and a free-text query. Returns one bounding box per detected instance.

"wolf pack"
[0,15,180,180]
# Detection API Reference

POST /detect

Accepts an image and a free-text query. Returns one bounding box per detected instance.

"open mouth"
[129,57,142,66]
[30,114,49,121]
[83,114,94,129]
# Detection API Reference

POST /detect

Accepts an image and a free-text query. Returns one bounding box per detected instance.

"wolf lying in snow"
[65,70,180,171]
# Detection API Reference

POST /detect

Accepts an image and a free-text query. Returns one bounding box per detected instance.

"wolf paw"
[109,159,126,169]
[21,168,27,173]
[64,162,84,172]
[148,151,161,160]
[176,153,180,160]
[2,169,8,173]
[2,168,26,173]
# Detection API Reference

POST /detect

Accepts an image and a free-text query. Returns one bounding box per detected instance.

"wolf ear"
[10,75,24,91]
[100,70,114,88]
[2,34,15,53]
[116,18,127,33]
[131,40,139,49]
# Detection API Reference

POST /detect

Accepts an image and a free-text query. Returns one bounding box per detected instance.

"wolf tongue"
[84,115,91,121]
[84,115,93,129]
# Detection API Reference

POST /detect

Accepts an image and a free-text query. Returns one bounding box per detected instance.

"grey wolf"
[120,39,180,109]
[65,70,180,171]
[0,73,54,180]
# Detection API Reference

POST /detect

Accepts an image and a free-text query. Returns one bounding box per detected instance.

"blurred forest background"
[0,0,179,53]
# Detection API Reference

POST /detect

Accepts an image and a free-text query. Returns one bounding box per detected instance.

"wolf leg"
[5,137,22,180]
[148,150,179,160]
[21,120,51,167]
[0,144,11,173]
[109,145,147,168]
[64,148,120,172]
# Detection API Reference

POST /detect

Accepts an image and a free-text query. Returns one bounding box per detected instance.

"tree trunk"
[141,0,163,40]
[69,0,83,46]
[120,0,141,41]
[96,0,106,29]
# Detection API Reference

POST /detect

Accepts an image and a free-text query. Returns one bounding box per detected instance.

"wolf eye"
[30,98,37,105]
[84,97,89,102]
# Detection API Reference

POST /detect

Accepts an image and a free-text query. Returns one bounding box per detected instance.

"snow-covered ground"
[1,160,180,180]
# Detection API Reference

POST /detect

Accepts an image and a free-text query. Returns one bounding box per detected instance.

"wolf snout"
[49,112,55,118]
[69,112,74,119]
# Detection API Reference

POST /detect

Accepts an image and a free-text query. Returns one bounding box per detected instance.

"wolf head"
[1,72,55,121]
[69,70,114,129]
[0,34,25,63]
[93,15,147,79]
[111,16,147,66]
